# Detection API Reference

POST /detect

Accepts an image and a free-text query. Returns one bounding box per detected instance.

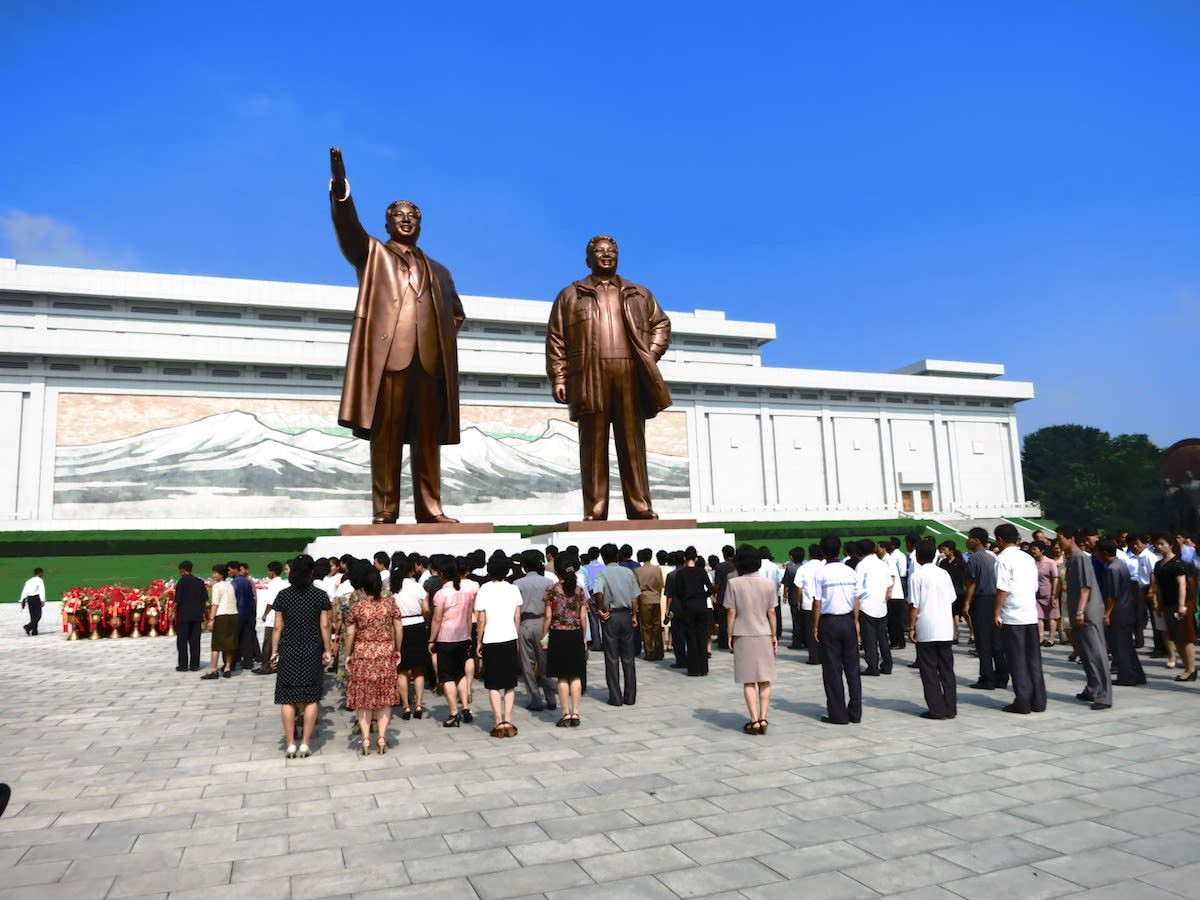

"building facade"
[0,258,1039,529]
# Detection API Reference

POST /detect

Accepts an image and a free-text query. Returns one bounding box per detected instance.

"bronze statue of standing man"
[329,147,464,524]
[546,235,672,520]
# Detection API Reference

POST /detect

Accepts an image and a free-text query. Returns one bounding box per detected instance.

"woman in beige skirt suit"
[725,545,778,735]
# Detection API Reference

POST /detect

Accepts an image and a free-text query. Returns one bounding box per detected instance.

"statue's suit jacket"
[331,192,465,443]
[545,276,672,421]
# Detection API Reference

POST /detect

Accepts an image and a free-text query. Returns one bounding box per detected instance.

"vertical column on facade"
[931,410,951,513]
[944,419,961,512]
[695,404,712,513]
[35,384,57,520]
[760,405,778,509]
[683,405,704,516]
[878,409,896,511]
[820,406,838,506]
[1006,413,1026,504]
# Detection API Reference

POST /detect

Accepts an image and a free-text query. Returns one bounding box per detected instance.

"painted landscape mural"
[54,394,691,519]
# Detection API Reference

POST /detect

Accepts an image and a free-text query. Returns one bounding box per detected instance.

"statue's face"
[386,203,421,245]
[587,239,618,276]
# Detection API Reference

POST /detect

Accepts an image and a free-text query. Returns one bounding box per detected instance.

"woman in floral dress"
[344,567,402,754]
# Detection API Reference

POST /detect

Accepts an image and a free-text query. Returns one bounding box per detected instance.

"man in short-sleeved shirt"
[994,525,1045,714]
[594,544,640,706]
[908,540,957,719]
[1060,526,1111,708]
[813,537,861,725]
[964,528,1007,690]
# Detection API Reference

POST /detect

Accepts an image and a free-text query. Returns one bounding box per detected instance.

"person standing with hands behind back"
[173,561,207,672]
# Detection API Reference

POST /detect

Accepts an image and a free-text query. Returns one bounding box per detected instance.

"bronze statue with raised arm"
[328,147,464,524]
[546,235,672,520]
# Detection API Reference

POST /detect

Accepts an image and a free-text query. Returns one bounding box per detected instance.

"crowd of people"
[161,525,1199,756]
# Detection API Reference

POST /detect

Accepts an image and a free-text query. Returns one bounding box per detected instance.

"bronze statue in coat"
[546,235,671,520]
[329,148,464,524]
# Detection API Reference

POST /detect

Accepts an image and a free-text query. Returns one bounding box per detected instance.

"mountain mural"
[54,411,691,519]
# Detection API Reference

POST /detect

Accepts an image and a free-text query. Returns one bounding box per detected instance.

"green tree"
[1022,425,1160,532]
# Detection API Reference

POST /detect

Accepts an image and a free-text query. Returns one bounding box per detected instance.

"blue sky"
[2,1,1196,447]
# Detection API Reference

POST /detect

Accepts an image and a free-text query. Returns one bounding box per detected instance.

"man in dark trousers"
[1098,538,1145,687]
[783,546,806,650]
[174,561,207,671]
[19,567,45,636]
[993,523,1046,714]
[965,527,1008,691]
[229,562,258,672]
[712,545,735,652]
[813,536,862,724]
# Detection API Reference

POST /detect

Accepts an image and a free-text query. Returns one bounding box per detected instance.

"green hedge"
[0,529,332,558]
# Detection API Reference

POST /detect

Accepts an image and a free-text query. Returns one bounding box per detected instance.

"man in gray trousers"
[513,550,557,712]
[1059,524,1112,709]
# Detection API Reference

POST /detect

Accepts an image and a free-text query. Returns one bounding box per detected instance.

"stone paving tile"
[741,870,879,899]
[656,857,784,897]
[1066,879,1193,899]
[4,606,1200,900]
[471,860,593,899]
[1033,847,1166,888]
[544,874,676,899]
[942,864,1082,899]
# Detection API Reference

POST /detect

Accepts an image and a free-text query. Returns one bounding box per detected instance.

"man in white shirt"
[813,536,862,725]
[855,540,895,676]
[908,540,957,719]
[1132,535,1161,655]
[20,567,46,636]
[373,551,391,590]
[253,561,286,675]
[993,523,1046,715]
[756,548,784,640]
[799,546,825,666]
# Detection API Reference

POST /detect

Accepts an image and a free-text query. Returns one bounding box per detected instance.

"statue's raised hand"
[330,147,347,195]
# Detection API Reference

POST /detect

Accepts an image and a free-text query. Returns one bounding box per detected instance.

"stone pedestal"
[305,523,525,561]
[528,520,735,559]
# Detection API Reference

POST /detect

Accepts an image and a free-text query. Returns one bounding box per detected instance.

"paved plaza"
[3,601,1200,899]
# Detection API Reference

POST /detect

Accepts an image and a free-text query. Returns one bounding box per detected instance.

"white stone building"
[0,258,1039,529]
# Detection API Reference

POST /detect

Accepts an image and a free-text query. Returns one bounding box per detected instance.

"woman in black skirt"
[269,555,332,758]
[474,556,523,737]
[391,556,431,718]
[541,551,587,727]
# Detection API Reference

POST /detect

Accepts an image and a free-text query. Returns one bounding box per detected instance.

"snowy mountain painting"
[53,410,691,520]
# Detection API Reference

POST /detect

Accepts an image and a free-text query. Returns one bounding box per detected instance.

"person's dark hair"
[558,550,580,595]
[905,532,921,547]
[545,544,559,558]
[619,544,633,559]
[521,549,546,575]
[967,526,989,543]
[722,544,735,559]
[486,556,510,581]
[600,543,619,564]
[1152,533,1180,555]
[994,523,1019,545]
[347,560,373,591]
[789,546,805,564]
[734,544,762,576]
[313,557,331,580]
[178,560,193,573]
[808,543,822,561]
[1081,524,1098,539]
[211,563,225,576]
[288,554,315,588]
[820,535,841,559]
[758,545,774,562]
[637,547,653,563]
[361,567,383,597]
[391,555,413,588]
[373,551,390,567]
[340,553,356,569]
[267,560,283,576]
[33,567,44,576]
[226,560,240,574]
[707,554,720,569]
[684,545,699,562]
[916,539,937,565]
[1096,538,1118,557]
[441,558,462,591]
[656,549,669,564]
[858,539,874,556]
[1057,524,1079,542]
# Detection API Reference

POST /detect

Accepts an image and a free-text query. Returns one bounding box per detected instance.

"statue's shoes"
[372,514,397,525]
[423,514,460,524]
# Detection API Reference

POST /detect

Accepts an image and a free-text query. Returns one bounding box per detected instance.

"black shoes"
[920,711,947,720]
[460,709,474,724]
[175,666,187,672]
[1002,704,1030,714]
[969,682,995,690]
[1075,692,1094,702]
[820,716,849,725]
[1090,702,1111,710]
